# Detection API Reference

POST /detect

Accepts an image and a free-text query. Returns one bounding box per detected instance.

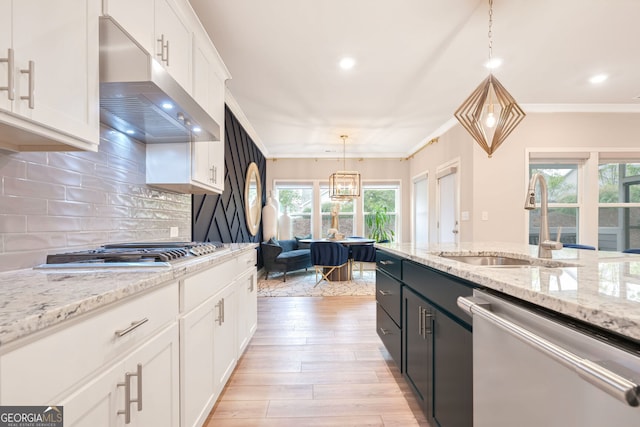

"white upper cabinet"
[192,29,228,130]
[0,0,100,152]
[144,0,230,194]
[103,0,191,92]
[102,0,155,54]
[154,0,191,91]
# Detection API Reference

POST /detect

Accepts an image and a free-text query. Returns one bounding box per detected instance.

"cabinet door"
[103,0,155,54]
[191,139,214,188]
[154,0,190,91]
[213,283,238,394]
[12,0,99,144]
[59,362,124,427]
[236,268,258,354]
[403,286,433,417]
[180,297,217,427]
[432,310,473,427]
[0,0,10,112]
[127,324,180,427]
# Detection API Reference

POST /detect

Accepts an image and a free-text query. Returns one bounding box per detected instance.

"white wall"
[266,157,411,240]
[410,112,640,244]
[266,113,640,246]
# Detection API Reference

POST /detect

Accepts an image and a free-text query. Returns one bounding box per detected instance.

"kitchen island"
[376,241,640,343]
[375,241,640,427]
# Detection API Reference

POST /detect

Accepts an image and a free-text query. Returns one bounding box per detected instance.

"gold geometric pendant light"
[329,135,361,201]
[454,0,525,158]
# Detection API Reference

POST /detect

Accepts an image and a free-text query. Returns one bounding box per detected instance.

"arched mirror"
[244,162,262,236]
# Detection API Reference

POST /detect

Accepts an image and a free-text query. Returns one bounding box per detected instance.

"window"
[363,184,399,242]
[320,186,355,237]
[528,164,580,245]
[598,162,640,251]
[275,184,313,238]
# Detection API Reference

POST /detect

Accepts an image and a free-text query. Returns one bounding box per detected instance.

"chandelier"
[454,0,525,158]
[329,135,361,201]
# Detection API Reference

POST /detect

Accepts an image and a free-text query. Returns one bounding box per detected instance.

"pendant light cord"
[488,0,493,61]
[341,135,347,170]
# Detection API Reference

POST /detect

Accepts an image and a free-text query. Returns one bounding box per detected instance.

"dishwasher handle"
[457,296,640,407]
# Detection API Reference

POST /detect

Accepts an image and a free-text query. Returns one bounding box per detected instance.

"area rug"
[258,269,375,297]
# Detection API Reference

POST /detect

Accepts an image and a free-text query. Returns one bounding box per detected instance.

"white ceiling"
[189,0,640,159]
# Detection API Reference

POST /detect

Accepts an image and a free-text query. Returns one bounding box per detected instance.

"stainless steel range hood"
[99,18,220,143]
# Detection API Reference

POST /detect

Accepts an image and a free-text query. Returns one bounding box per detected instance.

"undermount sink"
[438,254,575,268]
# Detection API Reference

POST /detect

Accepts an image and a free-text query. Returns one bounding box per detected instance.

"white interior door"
[413,174,429,246]
[437,166,459,244]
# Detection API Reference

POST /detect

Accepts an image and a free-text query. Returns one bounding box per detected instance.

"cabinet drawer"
[237,249,257,273]
[376,250,402,279]
[182,259,236,312]
[376,269,402,326]
[0,281,178,404]
[376,303,401,368]
[182,249,257,312]
[403,261,473,325]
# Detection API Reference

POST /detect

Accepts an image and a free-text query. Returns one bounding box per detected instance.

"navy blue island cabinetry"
[375,249,475,427]
[375,250,403,368]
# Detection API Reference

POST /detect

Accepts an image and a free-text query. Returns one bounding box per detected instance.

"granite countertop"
[0,243,257,349]
[376,241,640,344]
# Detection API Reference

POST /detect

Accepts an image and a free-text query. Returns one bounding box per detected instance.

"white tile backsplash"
[0,126,192,272]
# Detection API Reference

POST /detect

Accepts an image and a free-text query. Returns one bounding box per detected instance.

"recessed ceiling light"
[161,102,174,109]
[126,130,135,135]
[339,57,356,70]
[192,126,201,133]
[484,58,503,69]
[589,74,608,84]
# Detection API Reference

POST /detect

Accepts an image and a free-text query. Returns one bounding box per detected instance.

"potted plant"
[365,206,395,242]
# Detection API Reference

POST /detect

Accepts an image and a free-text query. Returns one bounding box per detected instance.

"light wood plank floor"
[204,295,431,426]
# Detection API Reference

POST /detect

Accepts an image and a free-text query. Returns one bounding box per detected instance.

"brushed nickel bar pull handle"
[165,39,170,66]
[380,260,394,265]
[20,60,34,109]
[117,372,133,424]
[418,305,422,336]
[0,48,14,100]
[424,310,433,336]
[378,289,391,296]
[379,328,390,336]
[221,297,225,323]
[115,318,149,337]
[131,363,142,412]
[457,296,640,407]
[157,34,164,62]
[215,300,223,325]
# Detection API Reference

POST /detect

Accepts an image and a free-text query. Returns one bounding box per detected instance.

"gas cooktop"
[36,241,225,269]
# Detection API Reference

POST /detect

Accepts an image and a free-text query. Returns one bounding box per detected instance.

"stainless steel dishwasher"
[458,289,640,427]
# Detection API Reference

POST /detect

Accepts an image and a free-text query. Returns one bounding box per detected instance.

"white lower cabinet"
[212,282,238,393]
[180,250,257,427]
[0,249,257,427]
[60,323,179,427]
[237,267,258,354]
[180,296,218,427]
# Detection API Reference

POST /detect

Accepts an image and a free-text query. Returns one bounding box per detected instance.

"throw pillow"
[268,237,280,246]
[295,234,312,249]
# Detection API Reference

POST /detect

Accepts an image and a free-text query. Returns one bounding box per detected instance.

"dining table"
[299,237,376,281]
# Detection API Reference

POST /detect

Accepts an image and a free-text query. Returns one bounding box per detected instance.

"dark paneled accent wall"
[192,106,266,245]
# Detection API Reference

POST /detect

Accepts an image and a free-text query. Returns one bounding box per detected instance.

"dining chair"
[310,241,350,286]
[622,248,640,254]
[350,244,376,277]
